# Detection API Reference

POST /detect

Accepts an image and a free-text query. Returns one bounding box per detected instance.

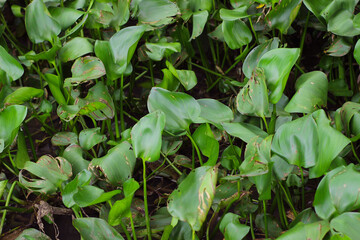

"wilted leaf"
[325,37,352,57]
[168,166,218,231]
[51,132,78,146]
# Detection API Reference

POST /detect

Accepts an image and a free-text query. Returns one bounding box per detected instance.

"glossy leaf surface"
[219,213,250,240]
[59,37,93,62]
[73,218,124,240]
[0,45,24,81]
[79,128,107,151]
[222,19,252,49]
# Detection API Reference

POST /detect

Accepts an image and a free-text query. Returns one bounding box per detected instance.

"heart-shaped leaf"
[79,127,107,151]
[0,45,24,81]
[168,165,218,231]
[145,42,181,61]
[330,212,360,240]
[51,132,78,146]
[62,144,90,176]
[222,19,252,49]
[131,111,165,162]
[195,98,234,126]
[148,87,201,135]
[137,0,179,26]
[49,7,83,30]
[219,213,250,240]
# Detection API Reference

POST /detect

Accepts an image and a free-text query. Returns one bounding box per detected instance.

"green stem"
[130,213,137,240]
[250,213,255,240]
[262,116,269,132]
[192,229,196,240]
[189,61,235,82]
[120,74,125,133]
[300,167,305,210]
[142,160,152,240]
[263,200,268,238]
[279,181,298,217]
[0,181,17,236]
[351,142,360,163]
[186,131,203,166]
[149,60,154,87]
[248,17,257,43]
[119,221,132,240]
[161,152,182,176]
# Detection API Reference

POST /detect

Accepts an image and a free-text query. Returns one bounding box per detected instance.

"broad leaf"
[15,130,30,169]
[0,45,24,81]
[166,61,198,90]
[219,6,249,21]
[59,37,93,62]
[19,155,72,194]
[145,42,181,61]
[51,132,78,146]
[25,0,61,43]
[168,165,218,231]
[267,0,302,34]
[108,178,140,226]
[277,221,330,240]
[222,122,268,143]
[79,128,107,151]
[285,71,328,113]
[0,105,27,153]
[62,169,92,208]
[138,0,179,26]
[147,87,201,135]
[195,98,234,127]
[258,48,300,104]
[219,213,250,240]
[236,68,269,118]
[49,7,83,30]
[73,185,121,207]
[131,111,165,162]
[193,123,219,166]
[94,40,123,81]
[73,218,125,240]
[90,141,136,185]
[64,56,106,87]
[62,144,90,175]
[15,228,52,240]
[4,87,43,106]
[330,212,360,240]
[326,37,352,57]
[109,25,146,74]
[243,37,280,79]
[222,19,252,49]
[190,10,208,40]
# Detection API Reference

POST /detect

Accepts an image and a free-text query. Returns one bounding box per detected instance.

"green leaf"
[190,10,208,40]
[220,145,241,170]
[131,111,165,162]
[193,123,219,166]
[25,0,61,43]
[166,61,198,91]
[19,155,72,194]
[49,7,84,30]
[51,132,78,146]
[62,144,90,176]
[219,6,250,21]
[326,37,352,57]
[108,178,140,226]
[15,228,52,240]
[285,71,328,113]
[330,212,360,240]
[236,68,269,118]
[277,221,330,240]
[90,141,136,185]
[267,0,302,34]
[79,127,107,151]
[222,19,252,49]
[4,87,43,106]
[145,42,181,61]
[157,68,180,91]
[64,56,106,87]
[354,39,360,65]
[168,165,218,231]
[195,98,234,126]
[109,25,146,74]
[271,114,318,168]
[94,40,123,81]
[73,185,121,207]
[0,105,27,153]
[110,0,130,28]
[242,37,280,79]
[59,37,93,62]
[0,45,23,81]
[137,0,179,26]
[148,87,201,135]
[0,180,7,199]
[15,130,30,169]
[73,218,125,240]
[44,73,66,105]
[62,169,92,208]
[258,48,300,104]
[219,213,250,240]
[222,122,268,143]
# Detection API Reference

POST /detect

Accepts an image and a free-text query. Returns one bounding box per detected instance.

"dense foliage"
[1,0,360,239]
